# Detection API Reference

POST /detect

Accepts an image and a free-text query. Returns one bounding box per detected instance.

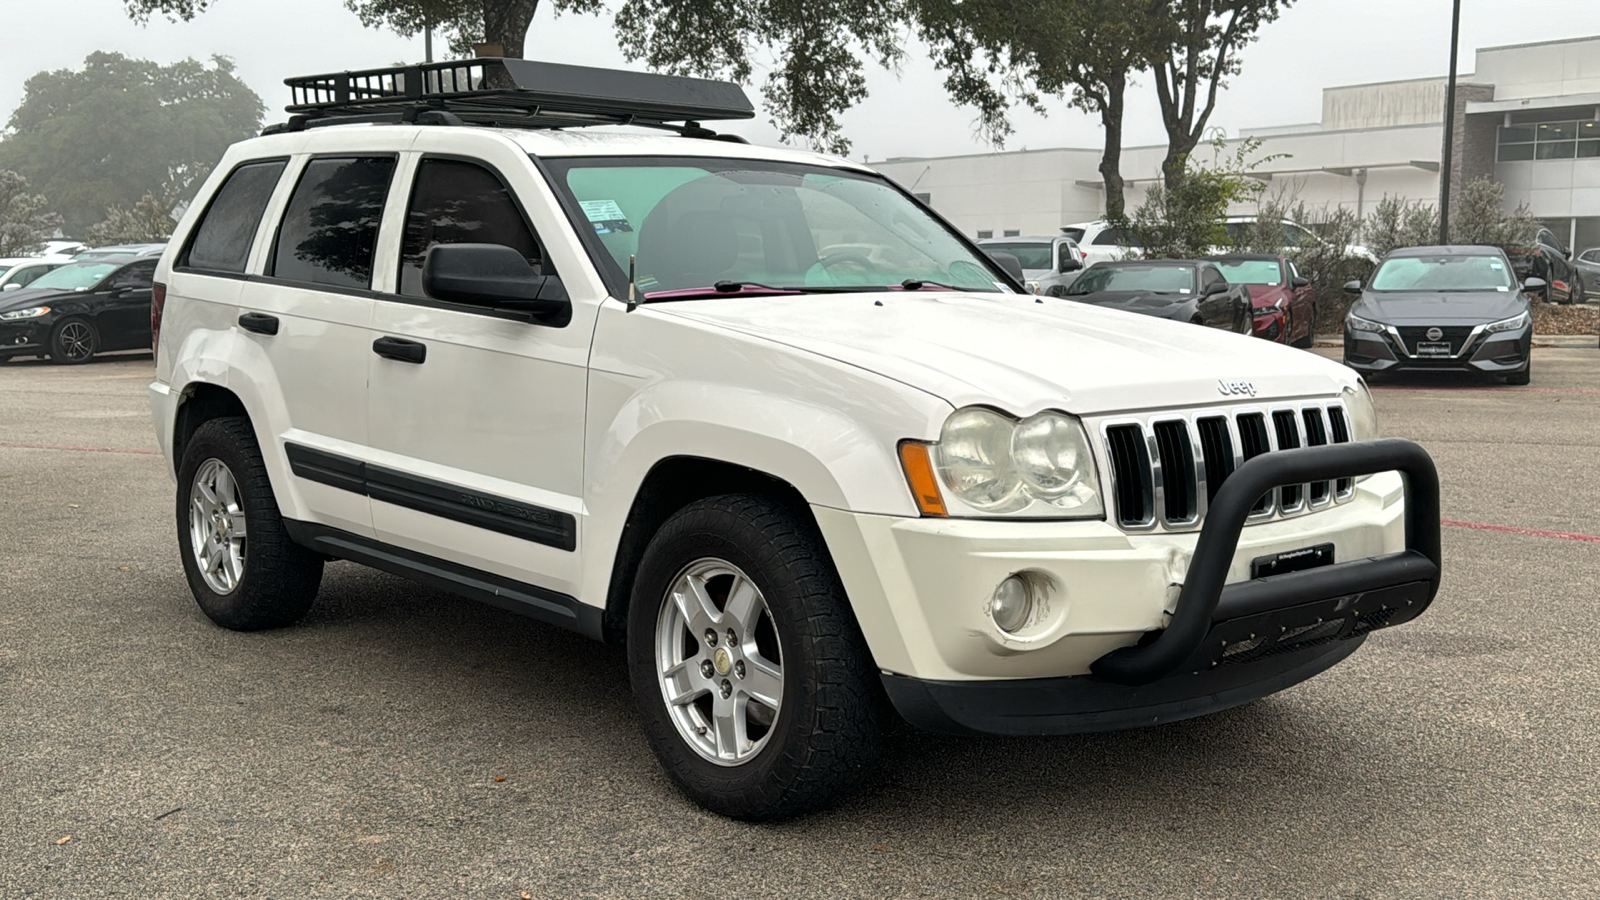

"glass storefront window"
[1497,118,1600,162]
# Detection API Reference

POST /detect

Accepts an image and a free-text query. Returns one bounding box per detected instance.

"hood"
[653,291,1356,415]
[1353,290,1528,325]
[0,286,60,311]
[1245,285,1289,309]
[1065,291,1193,319]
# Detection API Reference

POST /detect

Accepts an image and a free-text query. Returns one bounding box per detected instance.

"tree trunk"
[484,0,539,58]
[1098,72,1127,222]
[1160,135,1197,192]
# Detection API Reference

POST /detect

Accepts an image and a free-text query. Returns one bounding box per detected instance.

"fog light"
[991,575,1033,633]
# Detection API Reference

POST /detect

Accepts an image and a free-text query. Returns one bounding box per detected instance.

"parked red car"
[1209,254,1317,347]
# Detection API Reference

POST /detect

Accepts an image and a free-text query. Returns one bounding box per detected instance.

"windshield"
[1060,227,1085,243]
[0,265,12,277]
[28,262,117,291]
[981,242,1052,270]
[1370,254,1515,292]
[543,157,1011,297]
[1066,265,1195,295]
[1214,259,1282,285]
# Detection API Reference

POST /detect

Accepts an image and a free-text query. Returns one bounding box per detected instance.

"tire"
[626,494,883,820]
[176,417,322,630]
[48,317,98,364]
[1506,361,1530,386]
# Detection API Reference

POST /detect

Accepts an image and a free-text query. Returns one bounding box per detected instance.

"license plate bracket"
[1251,543,1335,578]
[1417,341,1452,357]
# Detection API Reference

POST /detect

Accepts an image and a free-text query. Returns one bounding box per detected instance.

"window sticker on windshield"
[580,199,632,234]
[1489,260,1504,270]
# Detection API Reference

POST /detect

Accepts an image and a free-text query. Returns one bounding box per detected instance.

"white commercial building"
[875,35,1600,255]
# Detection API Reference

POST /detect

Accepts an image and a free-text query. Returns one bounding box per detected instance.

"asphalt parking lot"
[3,347,1599,898]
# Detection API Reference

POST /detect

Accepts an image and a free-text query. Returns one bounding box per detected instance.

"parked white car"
[1064,215,1377,268]
[0,255,73,292]
[149,59,1442,820]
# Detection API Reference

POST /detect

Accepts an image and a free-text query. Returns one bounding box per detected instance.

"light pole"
[1439,0,1462,244]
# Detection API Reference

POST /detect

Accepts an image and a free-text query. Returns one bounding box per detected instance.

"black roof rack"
[266,58,754,136]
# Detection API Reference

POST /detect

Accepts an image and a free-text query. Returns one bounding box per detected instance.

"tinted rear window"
[271,157,396,289]
[183,160,287,273]
[980,242,1052,270]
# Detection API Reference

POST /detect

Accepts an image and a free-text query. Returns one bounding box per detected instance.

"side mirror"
[1059,255,1082,273]
[1343,279,1363,295]
[1522,276,1547,293]
[1,283,20,292]
[1291,276,1310,288]
[986,251,1025,284]
[422,243,569,326]
[1204,281,1230,296]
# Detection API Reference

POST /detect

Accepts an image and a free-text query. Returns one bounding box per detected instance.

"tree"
[84,193,177,247]
[1124,136,1274,258]
[610,0,906,154]
[1152,0,1291,190]
[0,170,63,257]
[915,0,1166,221]
[0,52,262,235]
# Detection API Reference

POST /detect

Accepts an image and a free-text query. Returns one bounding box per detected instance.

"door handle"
[238,312,280,335]
[373,335,426,364]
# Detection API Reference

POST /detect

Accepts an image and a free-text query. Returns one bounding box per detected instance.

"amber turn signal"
[898,441,948,517]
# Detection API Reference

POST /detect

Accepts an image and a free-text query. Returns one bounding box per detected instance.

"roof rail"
[264,58,755,136]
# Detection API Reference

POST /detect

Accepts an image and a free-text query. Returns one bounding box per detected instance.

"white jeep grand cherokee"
[150,59,1441,820]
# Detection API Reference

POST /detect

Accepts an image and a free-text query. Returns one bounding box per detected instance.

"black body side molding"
[283,442,577,551]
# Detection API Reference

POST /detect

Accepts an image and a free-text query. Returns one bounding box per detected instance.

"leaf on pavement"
[56,835,71,845]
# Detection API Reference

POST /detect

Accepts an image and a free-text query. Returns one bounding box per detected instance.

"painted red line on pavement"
[0,441,159,455]
[1443,519,1600,544]
[1370,386,1600,395]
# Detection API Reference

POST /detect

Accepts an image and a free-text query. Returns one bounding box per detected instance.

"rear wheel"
[176,417,322,630]
[48,317,97,364]
[627,494,883,820]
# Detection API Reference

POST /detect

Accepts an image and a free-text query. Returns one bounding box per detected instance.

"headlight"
[1341,381,1380,441]
[918,407,1103,518]
[1346,314,1384,333]
[1484,311,1530,333]
[0,306,50,320]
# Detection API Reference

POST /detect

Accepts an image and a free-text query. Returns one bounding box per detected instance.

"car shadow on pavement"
[1,351,153,367]
[288,560,1388,836]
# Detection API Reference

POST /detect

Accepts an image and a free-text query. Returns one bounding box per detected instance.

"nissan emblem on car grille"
[1426,327,1443,341]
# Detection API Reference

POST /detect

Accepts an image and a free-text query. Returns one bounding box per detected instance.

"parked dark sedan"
[1209,253,1317,347]
[1059,260,1251,333]
[1572,246,1600,300]
[1342,245,1536,385]
[0,256,158,364]
[1506,226,1584,304]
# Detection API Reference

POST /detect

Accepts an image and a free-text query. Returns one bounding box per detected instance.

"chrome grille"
[1098,401,1357,533]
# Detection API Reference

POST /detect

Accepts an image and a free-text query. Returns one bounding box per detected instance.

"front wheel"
[627,494,883,820]
[48,317,97,364]
[1506,360,1531,385]
[176,417,323,630]
[1292,306,1317,348]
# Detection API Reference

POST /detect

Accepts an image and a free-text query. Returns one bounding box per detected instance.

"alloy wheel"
[57,322,93,361]
[655,558,784,766]
[188,458,248,594]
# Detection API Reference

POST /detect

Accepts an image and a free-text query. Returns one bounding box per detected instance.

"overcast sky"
[6,0,1600,161]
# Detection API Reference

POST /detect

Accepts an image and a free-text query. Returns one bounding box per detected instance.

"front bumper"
[0,318,50,357]
[1344,323,1530,375]
[817,439,1440,734]
[1251,311,1286,342]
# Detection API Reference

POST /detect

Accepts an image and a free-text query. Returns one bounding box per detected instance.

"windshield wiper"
[898,278,959,291]
[642,281,807,301]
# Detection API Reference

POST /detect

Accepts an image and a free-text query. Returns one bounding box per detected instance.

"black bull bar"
[1091,438,1441,686]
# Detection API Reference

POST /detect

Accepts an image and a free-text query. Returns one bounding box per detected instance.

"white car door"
[363,136,595,601]
[231,150,395,539]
